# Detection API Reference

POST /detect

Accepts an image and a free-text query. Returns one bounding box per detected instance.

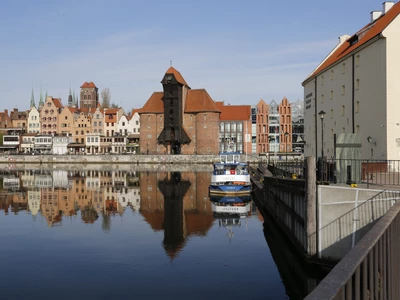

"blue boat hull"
[209,184,251,196]
[209,194,252,203]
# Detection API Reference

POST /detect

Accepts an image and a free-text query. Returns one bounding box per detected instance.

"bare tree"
[101,88,111,108]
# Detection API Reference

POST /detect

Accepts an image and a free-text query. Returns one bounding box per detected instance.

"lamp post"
[284,132,289,170]
[318,110,326,181]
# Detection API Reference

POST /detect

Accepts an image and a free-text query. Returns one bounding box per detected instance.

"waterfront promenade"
[0,153,262,165]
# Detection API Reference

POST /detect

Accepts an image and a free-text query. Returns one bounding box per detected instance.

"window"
[99,121,102,126]
[330,69,334,80]
[342,105,345,116]
[321,75,324,85]
[342,63,346,74]
[330,109,333,118]
[355,54,360,66]
[342,85,345,95]
[321,94,324,103]
[94,121,97,126]
[204,114,206,120]
[356,78,360,90]
[356,125,360,133]
[122,122,125,126]
[330,90,333,100]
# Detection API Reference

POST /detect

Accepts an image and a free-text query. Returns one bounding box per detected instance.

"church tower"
[80,82,98,109]
[157,67,191,154]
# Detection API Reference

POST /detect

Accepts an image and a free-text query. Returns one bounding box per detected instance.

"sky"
[0,0,384,112]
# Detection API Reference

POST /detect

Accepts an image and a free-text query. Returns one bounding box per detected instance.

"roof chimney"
[371,10,383,22]
[339,34,351,43]
[382,1,395,14]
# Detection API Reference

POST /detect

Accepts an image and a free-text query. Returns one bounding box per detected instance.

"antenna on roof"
[170,60,172,66]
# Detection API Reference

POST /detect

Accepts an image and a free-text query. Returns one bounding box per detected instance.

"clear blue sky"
[0,0,382,111]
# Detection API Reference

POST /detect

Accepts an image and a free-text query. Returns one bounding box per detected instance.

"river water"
[0,168,321,300]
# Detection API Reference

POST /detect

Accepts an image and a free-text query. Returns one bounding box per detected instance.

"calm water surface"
[0,168,294,300]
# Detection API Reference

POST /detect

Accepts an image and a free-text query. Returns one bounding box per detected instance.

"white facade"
[118,187,140,210]
[34,135,53,154]
[302,2,400,160]
[28,190,41,216]
[86,133,101,154]
[118,115,133,136]
[27,107,40,133]
[21,134,36,153]
[53,135,73,155]
[130,111,140,134]
[52,170,71,188]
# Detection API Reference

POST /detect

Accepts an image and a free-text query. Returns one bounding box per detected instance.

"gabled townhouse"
[10,108,28,130]
[40,97,63,135]
[118,114,132,136]
[130,109,140,135]
[73,111,91,144]
[89,107,104,135]
[104,108,124,137]
[58,107,77,136]
[0,109,11,129]
[27,107,40,133]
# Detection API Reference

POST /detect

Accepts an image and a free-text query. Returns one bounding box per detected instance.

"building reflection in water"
[0,169,264,261]
[140,171,215,260]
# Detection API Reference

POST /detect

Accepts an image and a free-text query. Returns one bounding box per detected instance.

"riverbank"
[0,153,262,165]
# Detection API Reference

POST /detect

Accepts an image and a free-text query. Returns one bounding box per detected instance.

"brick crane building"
[139,67,220,155]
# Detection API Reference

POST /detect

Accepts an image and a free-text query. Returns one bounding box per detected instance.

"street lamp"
[318,110,326,181]
[284,132,289,169]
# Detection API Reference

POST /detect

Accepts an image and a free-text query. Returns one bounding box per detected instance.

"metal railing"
[321,159,400,186]
[309,190,400,264]
[305,199,400,299]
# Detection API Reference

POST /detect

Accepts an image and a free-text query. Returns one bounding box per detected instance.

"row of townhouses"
[0,72,305,156]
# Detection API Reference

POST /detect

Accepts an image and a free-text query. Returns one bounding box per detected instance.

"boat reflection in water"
[210,195,252,242]
[210,195,252,217]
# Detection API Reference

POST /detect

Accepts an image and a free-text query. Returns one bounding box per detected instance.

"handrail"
[305,200,400,299]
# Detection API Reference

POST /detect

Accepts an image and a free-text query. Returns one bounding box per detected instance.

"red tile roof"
[52,98,63,108]
[139,90,220,114]
[80,81,97,88]
[303,2,400,83]
[165,67,189,87]
[104,108,118,114]
[139,92,165,114]
[218,104,251,121]
[185,89,220,113]
[67,107,79,113]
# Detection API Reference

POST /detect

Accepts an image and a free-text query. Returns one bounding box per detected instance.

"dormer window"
[349,35,358,46]
[166,75,172,84]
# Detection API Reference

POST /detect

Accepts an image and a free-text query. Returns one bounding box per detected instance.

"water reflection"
[0,168,293,299]
[210,195,253,243]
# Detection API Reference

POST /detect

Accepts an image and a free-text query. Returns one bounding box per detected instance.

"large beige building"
[302,1,400,160]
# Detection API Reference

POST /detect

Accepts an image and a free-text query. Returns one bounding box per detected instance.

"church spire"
[68,86,73,107]
[39,87,44,108]
[30,88,35,108]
